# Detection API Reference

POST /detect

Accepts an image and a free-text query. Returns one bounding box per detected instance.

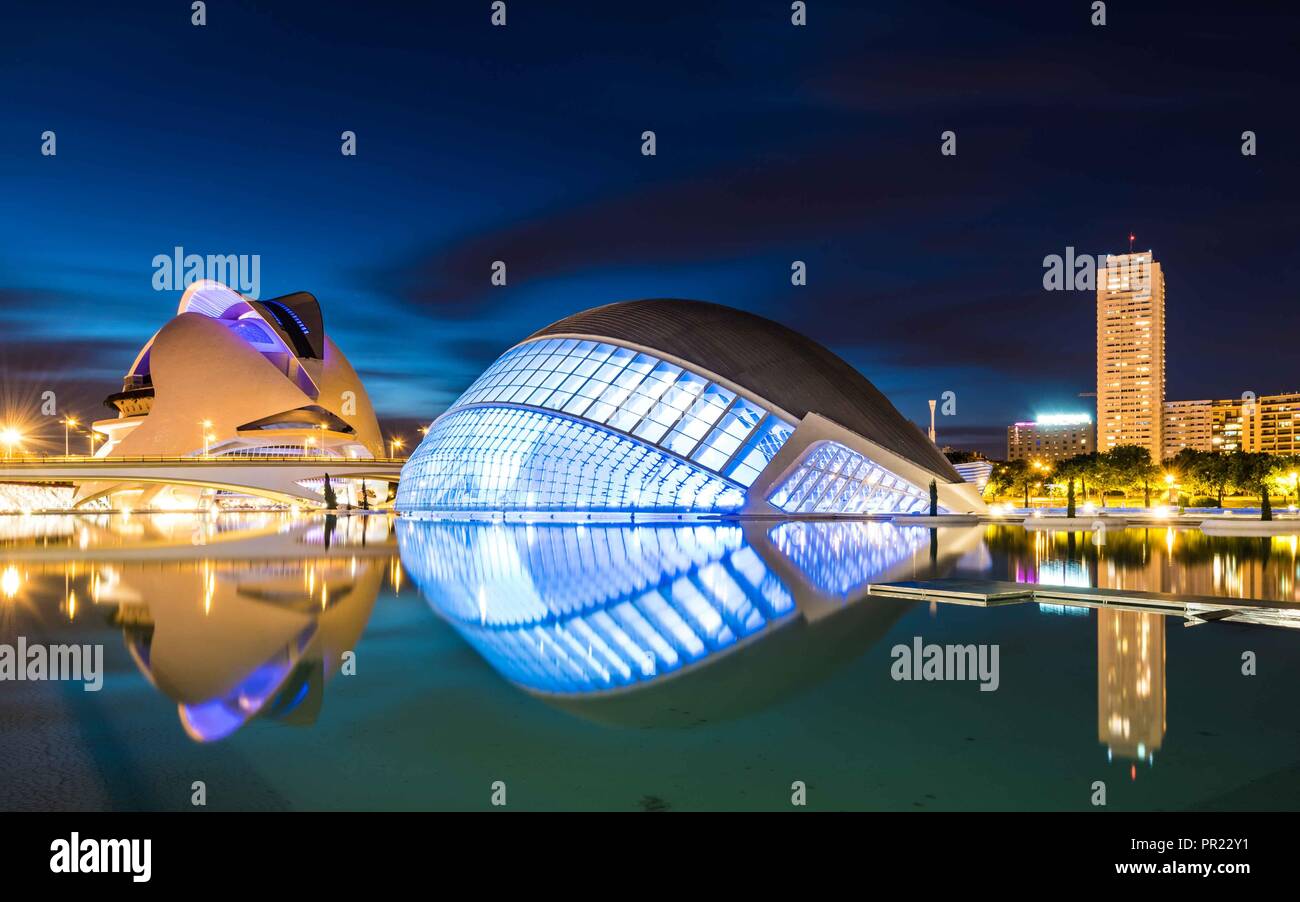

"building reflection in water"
[0,513,397,742]
[4,514,1294,748]
[1097,609,1165,773]
[396,520,801,695]
[396,519,984,725]
[987,525,1187,772]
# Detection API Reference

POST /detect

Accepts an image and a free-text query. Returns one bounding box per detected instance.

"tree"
[1056,452,1099,505]
[1087,454,1127,508]
[1066,477,1076,518]
[928,479,938,516]
[322,472,337,510]
[1188,451,1232,507]
[359,479,370,510]
[1107,444,1159,507]
[1053,455,1092,510]
[1231,452,1280,519]
[988,459,1036,508]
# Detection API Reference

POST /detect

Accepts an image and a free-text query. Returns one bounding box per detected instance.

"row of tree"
[987,445,1300,510]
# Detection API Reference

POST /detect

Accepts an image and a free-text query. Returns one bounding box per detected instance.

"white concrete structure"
[74,280,385,507]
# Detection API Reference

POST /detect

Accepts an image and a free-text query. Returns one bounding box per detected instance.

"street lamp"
[62,416,78,457]
[200,420,213,458]
[87,430,100,456]
[1164,472,1176,504]
[389,437,403,459]
[0,426,22,460]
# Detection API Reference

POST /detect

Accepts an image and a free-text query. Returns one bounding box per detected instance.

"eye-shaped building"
[396,299,984,516]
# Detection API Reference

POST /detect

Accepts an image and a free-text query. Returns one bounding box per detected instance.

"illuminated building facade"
[1242,391,1300,454]
[1096,251,1165,459]
[1165,393,1299,456]
[80,280,384,507]
[1005,414,1094,463]
[94,280,382,461]
[397,300,984,516]
[1162,399,1214,457]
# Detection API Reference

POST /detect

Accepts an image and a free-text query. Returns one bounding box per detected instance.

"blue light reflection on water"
[396,520,799,694]
[766,520,931,597]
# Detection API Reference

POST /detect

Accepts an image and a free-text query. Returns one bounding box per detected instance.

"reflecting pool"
[2,512,1298,811]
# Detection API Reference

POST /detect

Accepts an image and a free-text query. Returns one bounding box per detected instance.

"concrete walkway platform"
[867,578,1300,628]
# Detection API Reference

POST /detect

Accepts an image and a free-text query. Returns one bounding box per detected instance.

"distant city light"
[1034,413,1092,426]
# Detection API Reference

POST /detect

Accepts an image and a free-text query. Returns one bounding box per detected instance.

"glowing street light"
[199,420,213,458]
[389,437,404,459]
[87,430,101,456]
[62,416,79,457]
[0,426,23,460]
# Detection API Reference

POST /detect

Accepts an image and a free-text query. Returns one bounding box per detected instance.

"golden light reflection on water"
[0,511,405,743]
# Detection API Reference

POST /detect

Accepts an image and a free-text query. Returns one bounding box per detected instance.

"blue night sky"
[1,0,1297,455]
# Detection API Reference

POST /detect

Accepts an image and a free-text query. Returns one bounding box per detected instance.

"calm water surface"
[1,512,1297,811]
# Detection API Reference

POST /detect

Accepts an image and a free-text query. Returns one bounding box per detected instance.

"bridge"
[0,455,405,506]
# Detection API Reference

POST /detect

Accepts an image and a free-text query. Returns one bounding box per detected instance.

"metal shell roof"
[528,299,960,481]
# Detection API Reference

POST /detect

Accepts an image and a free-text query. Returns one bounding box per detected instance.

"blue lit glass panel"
[395,406,746,512]
[723,416,794,487]
[432,338,795,488]
[396,520,798,694]
[768,441,930,514]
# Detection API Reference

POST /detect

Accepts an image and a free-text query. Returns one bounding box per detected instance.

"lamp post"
[87,430,100,456]
[200,420,213,458]
[1164,472,1176,505]
[62,416,78,457]
[389,437,403,459]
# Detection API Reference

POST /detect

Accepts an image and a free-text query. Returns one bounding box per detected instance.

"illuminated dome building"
[83,280,383,507]
[397,299,984,516]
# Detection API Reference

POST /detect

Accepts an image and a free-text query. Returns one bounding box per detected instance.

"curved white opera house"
[80,280,384,508]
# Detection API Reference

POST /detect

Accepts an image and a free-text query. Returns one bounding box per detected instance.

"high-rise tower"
[1097,250,1165,460]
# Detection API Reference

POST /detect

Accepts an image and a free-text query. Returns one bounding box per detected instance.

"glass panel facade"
[443,338,793,488]
[767,441,931,515]
[396,406,746,512]
[396,520,796,694]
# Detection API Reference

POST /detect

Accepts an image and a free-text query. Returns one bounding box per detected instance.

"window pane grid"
[440,338,794,486]
[768,441,930,514]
